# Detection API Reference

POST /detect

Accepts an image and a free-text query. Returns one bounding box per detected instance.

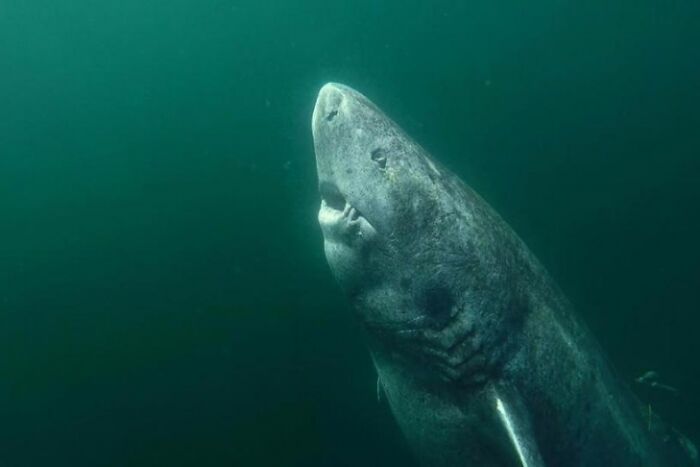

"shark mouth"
[319,181,348,211]
[318,181,371,243]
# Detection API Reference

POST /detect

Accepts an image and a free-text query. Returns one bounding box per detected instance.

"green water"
[1,1,699,465]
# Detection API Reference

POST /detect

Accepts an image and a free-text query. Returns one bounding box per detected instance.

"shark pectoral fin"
[377,376,385,403]
[491,385,545,467]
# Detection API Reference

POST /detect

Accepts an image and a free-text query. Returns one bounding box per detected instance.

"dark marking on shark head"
[419,285,454,324]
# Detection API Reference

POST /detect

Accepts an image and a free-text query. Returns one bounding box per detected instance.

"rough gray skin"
[312,82,697,466]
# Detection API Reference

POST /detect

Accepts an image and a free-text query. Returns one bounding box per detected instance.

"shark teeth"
[343,204,361,222]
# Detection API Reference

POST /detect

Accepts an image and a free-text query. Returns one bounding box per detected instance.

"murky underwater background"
[1,0,699,465]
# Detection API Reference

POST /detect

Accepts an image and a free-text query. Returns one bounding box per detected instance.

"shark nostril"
[326,109,338,122]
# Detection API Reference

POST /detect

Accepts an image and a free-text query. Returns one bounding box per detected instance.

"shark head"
[313,83,450,324]
[313,83,529,375]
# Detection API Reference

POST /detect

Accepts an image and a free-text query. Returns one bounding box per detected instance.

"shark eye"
[370,148,387,169]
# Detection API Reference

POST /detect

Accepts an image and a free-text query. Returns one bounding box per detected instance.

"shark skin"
[312,82,697,467]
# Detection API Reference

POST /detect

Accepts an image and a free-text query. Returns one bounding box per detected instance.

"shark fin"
[492,385,545,467]
[377,376,385,403]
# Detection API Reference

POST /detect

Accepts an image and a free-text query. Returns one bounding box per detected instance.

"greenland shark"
[312,82,697,466]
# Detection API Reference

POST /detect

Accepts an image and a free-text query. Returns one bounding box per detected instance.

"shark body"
[312,82,696,466]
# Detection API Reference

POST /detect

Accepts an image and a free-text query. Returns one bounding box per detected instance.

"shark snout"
[312,82,389,238]
[312,82,348,139]
[313,83,352,208]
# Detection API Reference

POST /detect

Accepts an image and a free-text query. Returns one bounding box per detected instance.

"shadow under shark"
[312,82,696,466]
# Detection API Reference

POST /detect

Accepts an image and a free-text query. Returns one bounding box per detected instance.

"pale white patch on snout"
[312,82,350,141]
